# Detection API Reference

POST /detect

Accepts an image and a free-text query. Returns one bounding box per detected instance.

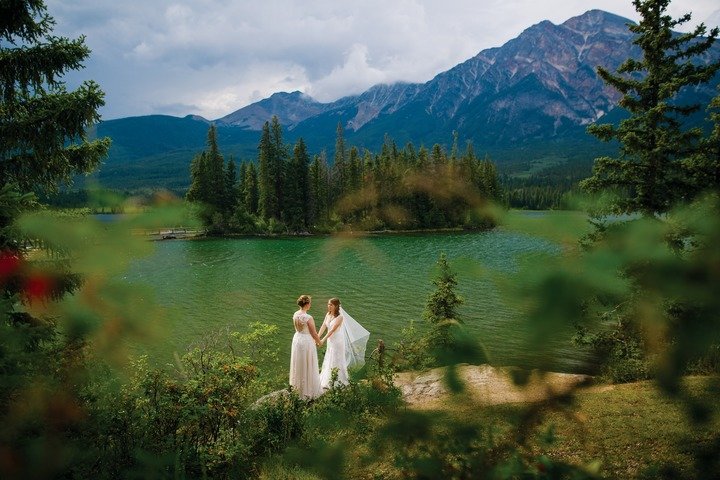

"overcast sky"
[45,0,720,120]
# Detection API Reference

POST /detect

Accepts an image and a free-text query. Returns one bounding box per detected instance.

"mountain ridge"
[92,9,720,190]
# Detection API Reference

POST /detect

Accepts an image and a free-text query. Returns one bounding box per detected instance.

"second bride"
[318,297,371,389]
[318,297,348,389]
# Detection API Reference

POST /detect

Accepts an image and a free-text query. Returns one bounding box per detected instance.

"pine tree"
[348,146,362,192]
[686,86,720,193]
[425,253,463,322]
[581,0,719,216]
[270,116,287,222]
[244,162,259,216]
[404,142,418,167]
[0,2,109,472]
[461,141,478,185]
[0,1,110,195]
[285,138,311,232]
[424,253,464,349]
[186,152,210,204]
[205,124,226,208]
[431,144,446,168]
[257,121,275,219]
[224,157,238,213]
[186,125,229,225]
[0,0,110,300]
[309,152,330,225]
[479,156,501,202]
[450,130,459,162]
[333,121,347,196]
[237,161,247,210]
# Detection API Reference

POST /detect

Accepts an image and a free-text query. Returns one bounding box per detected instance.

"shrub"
[573,318,652,384]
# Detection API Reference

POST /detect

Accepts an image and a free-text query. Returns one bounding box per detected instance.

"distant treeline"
[39,188,182,213]
[43,132,596,215]
[501,159,595,210]
[186,118,504,234]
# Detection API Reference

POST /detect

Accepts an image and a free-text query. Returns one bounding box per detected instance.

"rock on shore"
[394,364,592,409]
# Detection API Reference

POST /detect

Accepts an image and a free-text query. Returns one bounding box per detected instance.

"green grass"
[433,376,720,479]
[534,378,720,478]
[261,376,719,479]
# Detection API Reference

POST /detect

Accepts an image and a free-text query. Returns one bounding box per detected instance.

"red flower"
[24,274,54,301]
[0,251,22,281]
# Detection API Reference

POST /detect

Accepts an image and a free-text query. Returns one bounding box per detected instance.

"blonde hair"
[297,295,311,307]
[328,297,341,316]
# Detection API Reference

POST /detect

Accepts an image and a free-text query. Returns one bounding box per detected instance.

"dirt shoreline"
[393,363,592,409]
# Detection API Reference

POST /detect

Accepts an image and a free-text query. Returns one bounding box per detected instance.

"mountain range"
[91,9,720,191]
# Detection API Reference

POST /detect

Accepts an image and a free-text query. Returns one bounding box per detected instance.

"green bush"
[392,319,435,371]
[573,318,652,384]
[76,324,297,479]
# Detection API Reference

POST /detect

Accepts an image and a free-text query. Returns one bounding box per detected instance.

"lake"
[126,224,590,374]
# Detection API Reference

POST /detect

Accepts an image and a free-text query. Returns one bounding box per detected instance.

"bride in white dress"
[319,298,347,389]
[289,295,322,399]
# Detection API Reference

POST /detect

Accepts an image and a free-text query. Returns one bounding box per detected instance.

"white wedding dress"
[320,313,349,389]
[289,310,322,399]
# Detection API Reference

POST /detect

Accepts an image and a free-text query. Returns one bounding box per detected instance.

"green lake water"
[126,226,589,373]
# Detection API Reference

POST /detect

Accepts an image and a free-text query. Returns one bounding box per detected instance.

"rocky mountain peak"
[217,90,324,129]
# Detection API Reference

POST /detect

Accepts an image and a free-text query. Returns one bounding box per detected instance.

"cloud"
[45,0,720,120]
[309,44,386,101]
[151,102,201,117]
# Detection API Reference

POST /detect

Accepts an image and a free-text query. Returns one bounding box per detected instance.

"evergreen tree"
[461,141,478,185]
[186,125,229,226]
[0,0,110,284]
[205,124,226,208]
[0,1,109,473]
[309,152,330,225]
[0,1,110,195]
[224,157,238,213]
[257,121,275,220]
[286,138,311,232]
[237,161,247,210]
[424,253,464,351]
[186,152,210,204]
[686,86,720,193]
[581,0,719,216]
[404,142,418,167]
[333,121,347,198]
[417,145,429,170]
[348,146,362,193]
[431,143,446,168]
[479,156,502,202]
[450,130,459,162]
[244,162,259,216]
[270,116,287,222]
[424,253,463,325]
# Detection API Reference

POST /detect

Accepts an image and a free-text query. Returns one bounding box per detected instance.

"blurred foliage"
[0,193,197,479]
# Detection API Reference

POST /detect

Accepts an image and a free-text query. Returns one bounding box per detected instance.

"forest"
[185,121,503,234]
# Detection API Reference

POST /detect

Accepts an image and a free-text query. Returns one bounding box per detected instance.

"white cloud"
[309,44,386,101]
[45,0,720,120]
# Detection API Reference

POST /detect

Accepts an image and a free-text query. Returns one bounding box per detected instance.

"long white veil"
[340,306,370,369]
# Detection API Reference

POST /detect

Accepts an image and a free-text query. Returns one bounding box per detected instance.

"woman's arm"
[307,317,322,346]
[320,315,344,342]
[317,314,328,337]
